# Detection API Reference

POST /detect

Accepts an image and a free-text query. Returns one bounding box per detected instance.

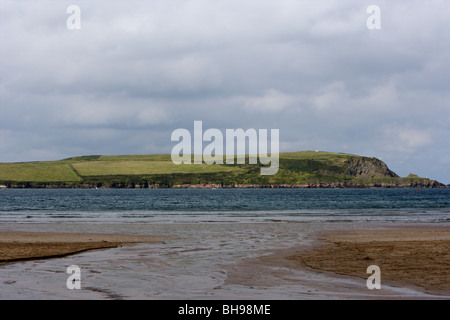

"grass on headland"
[0,151,444,188]
[0,162,82,183]
[71,160,245,176]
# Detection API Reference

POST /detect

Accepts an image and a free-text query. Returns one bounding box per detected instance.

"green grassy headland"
[0,151,445,188]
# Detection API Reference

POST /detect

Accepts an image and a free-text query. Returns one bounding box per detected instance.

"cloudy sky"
[1,0,449,183]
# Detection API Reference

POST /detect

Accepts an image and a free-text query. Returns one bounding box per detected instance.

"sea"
[0,188,450,224]
[0,188,449,300]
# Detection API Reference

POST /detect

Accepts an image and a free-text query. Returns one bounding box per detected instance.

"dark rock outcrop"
[347,157,398,178]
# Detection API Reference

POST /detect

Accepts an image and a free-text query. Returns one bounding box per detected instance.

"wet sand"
[0,232,170,263]
[284,226,450,296]
[0,224,449,299]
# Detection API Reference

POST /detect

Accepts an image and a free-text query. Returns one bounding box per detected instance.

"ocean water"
[1,188,449,299]
[0,188,449,224]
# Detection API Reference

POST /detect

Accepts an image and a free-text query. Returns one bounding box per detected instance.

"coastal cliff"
[347,157,398,178]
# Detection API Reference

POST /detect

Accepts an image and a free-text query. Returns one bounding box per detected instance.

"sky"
[1,0,449,184]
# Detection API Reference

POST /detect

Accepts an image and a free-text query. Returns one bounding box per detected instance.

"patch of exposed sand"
[0,232,170,263]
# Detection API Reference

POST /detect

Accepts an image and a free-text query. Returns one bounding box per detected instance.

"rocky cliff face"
[347,157,398,178]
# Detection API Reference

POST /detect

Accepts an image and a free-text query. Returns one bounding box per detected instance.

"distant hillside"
[0,151,445,188]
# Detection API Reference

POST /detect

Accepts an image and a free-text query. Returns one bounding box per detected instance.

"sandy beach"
[0,231,170,263]
[0,223,449,299]
[284,226,450,296]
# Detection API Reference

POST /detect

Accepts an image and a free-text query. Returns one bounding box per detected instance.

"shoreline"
[1,182,448,189]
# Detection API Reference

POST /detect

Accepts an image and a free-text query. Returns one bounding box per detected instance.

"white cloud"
[244,89,297,113]
[311,82,348,112]
[52,98,170,128]
[382,126,433,153]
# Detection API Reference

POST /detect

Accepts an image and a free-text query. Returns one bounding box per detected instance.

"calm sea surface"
[1,188,449,300]
[1,188,449,224]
